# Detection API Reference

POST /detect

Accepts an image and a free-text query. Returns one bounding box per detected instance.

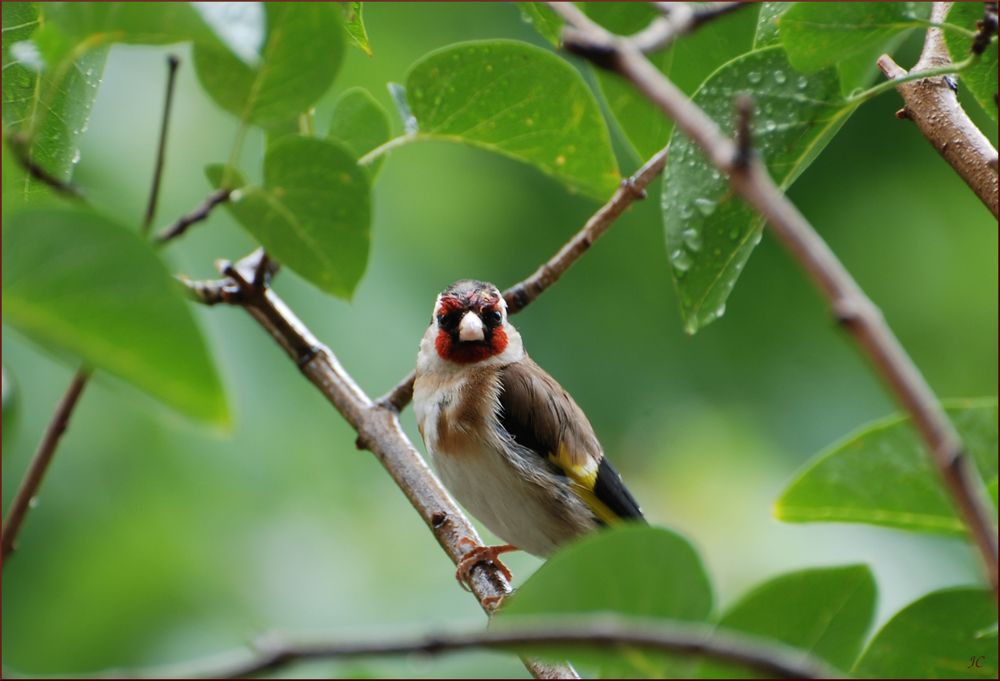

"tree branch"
[632,2,748,53]
[877,2,998,219]
[155,188,232,244]
[86,617,839,679]
[551,1,1000,602]
[183,251,576,680]
[142,54,181,235]
[376,145,669,413]
[1,367,90,561]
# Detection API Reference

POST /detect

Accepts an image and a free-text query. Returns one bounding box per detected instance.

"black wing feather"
[496,359,645,523]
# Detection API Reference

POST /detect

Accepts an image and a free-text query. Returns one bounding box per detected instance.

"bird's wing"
[496,358,644,524]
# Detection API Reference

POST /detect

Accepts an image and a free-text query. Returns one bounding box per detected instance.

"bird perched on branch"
[414,279,644,590]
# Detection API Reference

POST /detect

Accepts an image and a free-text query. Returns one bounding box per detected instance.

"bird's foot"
[455,540,517,592]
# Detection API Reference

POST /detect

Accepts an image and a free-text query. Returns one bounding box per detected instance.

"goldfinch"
[413,280,644,586]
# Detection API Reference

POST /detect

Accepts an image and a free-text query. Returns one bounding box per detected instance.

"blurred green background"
[3,3,997,677]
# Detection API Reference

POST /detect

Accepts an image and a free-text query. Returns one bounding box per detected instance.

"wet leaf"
[779,2,931,74]
[516,3,563,47]
[662,47,853,333]
[2,2,107,184]
[406,40,620,200]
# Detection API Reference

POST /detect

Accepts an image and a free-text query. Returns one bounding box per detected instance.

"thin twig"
[971,1,998,55]
[156,188,232,244]
[4,132,84,198]
[376,145,669,413]
[551,0,1000,602]
[877,2,998,218]
[142,54,181,235]
[1,368,91,562]
[183,251,577,680]
[733,93,754,170]
[85,617,839,679]
[634,2,747,53]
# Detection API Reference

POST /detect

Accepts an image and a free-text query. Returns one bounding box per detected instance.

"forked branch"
[549,1,999,601]
[877,2,998,218]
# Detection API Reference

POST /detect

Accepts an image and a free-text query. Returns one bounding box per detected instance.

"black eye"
[483,309,502,326]
[438,311,461,330]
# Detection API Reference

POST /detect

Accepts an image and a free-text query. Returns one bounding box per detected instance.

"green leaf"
[516,3,563,48]
[945,2,999,122]
[694,565,876,678]
[496,525,712,677]
[989,477,998,508]
[779,2,931,74]
[2,2,108,183]
[754,3,790,48]
[775,399,998,534]
[1,208,228,424]
[588,4,759,162]
[208,137,371,298]
[40,2,223,52]
[193,3,343,128]
[662,47,854,333]
[328,87,390,175]
[406,40,620,200]
[756,2,915,95]
[340,2,372,56]
[834,31,912,96]
[854,587,997,678]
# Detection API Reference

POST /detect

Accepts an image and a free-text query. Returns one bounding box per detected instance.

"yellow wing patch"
[548,442,621,525]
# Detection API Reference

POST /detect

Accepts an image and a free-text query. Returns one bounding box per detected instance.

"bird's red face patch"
[434,289,508,364]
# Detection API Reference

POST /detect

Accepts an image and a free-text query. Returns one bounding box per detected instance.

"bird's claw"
[455,540,517,591]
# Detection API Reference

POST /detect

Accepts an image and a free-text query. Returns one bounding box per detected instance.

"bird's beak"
[458,311,485,342]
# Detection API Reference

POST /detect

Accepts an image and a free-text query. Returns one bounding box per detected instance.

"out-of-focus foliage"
[853,587,997,678]
[497,526,712,677]
[945,2,999,122]
[694,565,876,678]
[2,2,997,678]
[2,208,228,424]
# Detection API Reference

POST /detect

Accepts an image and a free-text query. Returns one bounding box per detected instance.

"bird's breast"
[414,366,500,457]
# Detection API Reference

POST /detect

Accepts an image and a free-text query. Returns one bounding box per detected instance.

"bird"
[413,279,645,592]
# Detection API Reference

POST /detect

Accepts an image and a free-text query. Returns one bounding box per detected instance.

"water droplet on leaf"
[693,197,716,216]
[670,248,692,274]
[682,228,702,252]
[773,70,786,84]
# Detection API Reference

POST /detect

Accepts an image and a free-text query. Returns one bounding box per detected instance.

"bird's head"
[432,280,510,364]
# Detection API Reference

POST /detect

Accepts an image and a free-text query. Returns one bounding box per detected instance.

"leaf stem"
[357,133,418,166]
[846,54,977,105]
[918,19,978,38]
[224,121,250,187]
